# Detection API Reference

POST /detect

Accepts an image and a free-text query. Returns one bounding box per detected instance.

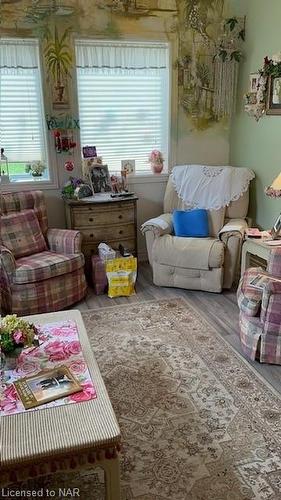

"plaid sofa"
[1,191,87,315]
[237,248,281,364]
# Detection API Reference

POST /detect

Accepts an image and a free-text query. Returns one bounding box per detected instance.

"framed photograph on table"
[271,213,281,240]
[89,164,112,194]
[14,366,81,409]
[266,76,281,115]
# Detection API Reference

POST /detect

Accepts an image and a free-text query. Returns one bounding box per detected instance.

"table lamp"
[265,171,281,198]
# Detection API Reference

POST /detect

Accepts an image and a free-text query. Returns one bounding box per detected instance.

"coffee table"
[1,310,121,500]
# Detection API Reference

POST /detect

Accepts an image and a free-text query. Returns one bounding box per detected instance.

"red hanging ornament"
[64,161,74,172]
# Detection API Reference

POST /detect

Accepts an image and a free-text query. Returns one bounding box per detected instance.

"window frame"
[75,38,172,177]
[0,37,58,191]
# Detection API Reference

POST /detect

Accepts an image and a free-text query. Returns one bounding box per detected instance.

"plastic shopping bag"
[105,257,137,298]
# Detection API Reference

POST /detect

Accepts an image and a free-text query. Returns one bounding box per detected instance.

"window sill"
[128,173,169,184]
[0,179,59,192]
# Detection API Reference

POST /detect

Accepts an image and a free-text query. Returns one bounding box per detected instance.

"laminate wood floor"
[73,262,281,395]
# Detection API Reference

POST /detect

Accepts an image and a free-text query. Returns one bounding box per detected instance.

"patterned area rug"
[10,299,281,499]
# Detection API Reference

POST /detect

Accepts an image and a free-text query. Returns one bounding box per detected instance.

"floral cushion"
[14,251,85,284]
[1,209,47,258]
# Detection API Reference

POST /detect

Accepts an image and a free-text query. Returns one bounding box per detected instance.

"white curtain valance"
[0,39,39,72]
[76,40,168,75]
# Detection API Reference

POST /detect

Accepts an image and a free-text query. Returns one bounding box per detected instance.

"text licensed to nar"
[1,488,80,498]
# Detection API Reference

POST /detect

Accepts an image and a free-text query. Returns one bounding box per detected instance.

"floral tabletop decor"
[0,320,97,416]
[1,315,39,359]
[149,150,164,174]
[61,176,87,199]
[25,160,46,177]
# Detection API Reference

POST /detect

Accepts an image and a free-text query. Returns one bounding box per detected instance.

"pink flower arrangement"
[13,330,25,345]
[148,150,164,165]
[1,315,38,355]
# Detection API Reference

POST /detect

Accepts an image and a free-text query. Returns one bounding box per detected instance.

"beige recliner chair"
[144,176,250,293]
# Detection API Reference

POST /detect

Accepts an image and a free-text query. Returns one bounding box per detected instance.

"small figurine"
[0,148,10,184]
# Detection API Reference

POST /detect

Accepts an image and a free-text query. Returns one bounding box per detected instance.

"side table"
[241,239,272,276]
[65,195,138,275]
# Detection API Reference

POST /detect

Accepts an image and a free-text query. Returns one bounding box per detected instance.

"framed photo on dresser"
[88,164,112,194]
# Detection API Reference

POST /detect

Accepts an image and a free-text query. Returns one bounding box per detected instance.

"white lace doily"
[171,165,255,211]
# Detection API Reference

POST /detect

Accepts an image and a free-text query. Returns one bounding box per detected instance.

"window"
[0,38,49,182]
[76,40,169,173]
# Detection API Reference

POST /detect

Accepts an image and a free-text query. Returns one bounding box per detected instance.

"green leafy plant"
[44,26,73,86]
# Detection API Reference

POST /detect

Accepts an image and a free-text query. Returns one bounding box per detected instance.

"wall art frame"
[266,76,281,115]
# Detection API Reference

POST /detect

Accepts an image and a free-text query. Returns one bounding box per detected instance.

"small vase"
[3,347,23,371]
[151,162,164,174]
[32,172,42,177]
[0,351,6,371]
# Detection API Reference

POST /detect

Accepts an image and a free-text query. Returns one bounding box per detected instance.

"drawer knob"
[118,214,123,219]
[89,218,93,222]
[90,234,94,238]
[119,230,123,235]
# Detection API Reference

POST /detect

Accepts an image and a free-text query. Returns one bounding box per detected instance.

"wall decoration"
[178,2,245,130]
[46,114,80,130]
[249,73,259,93]
[53,130,76,153]
[64,160,74,172]
[44,26,73,109]
[82,146,97,158]
[244,52,281,120]
[266,76,281,115]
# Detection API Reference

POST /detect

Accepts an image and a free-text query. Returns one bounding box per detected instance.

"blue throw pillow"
[172,209,209,238]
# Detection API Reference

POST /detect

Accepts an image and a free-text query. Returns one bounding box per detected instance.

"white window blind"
[76,40,169,173]
[0,38,48,179]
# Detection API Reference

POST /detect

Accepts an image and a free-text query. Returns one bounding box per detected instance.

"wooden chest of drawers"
[65,196,138,267]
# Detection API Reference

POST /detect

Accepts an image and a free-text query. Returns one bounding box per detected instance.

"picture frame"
[88,164,112,194]
[249,73,259,93]
[14,365,82,409]
[266,76,281,115]
[271,212,281,240]
[121,159,135,176]
[52,78,70,110]
[82,146,97,158]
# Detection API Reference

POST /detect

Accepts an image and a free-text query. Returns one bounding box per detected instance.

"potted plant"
[44,26,73,104]
[25,161,46,177]
[149,150,164,174]
[1,315,39,370]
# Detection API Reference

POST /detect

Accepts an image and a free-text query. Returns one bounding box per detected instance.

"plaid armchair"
[237,248,281,364]
[0,191,87,315]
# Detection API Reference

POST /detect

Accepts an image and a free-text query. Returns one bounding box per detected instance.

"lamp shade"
[265,172,281,198]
